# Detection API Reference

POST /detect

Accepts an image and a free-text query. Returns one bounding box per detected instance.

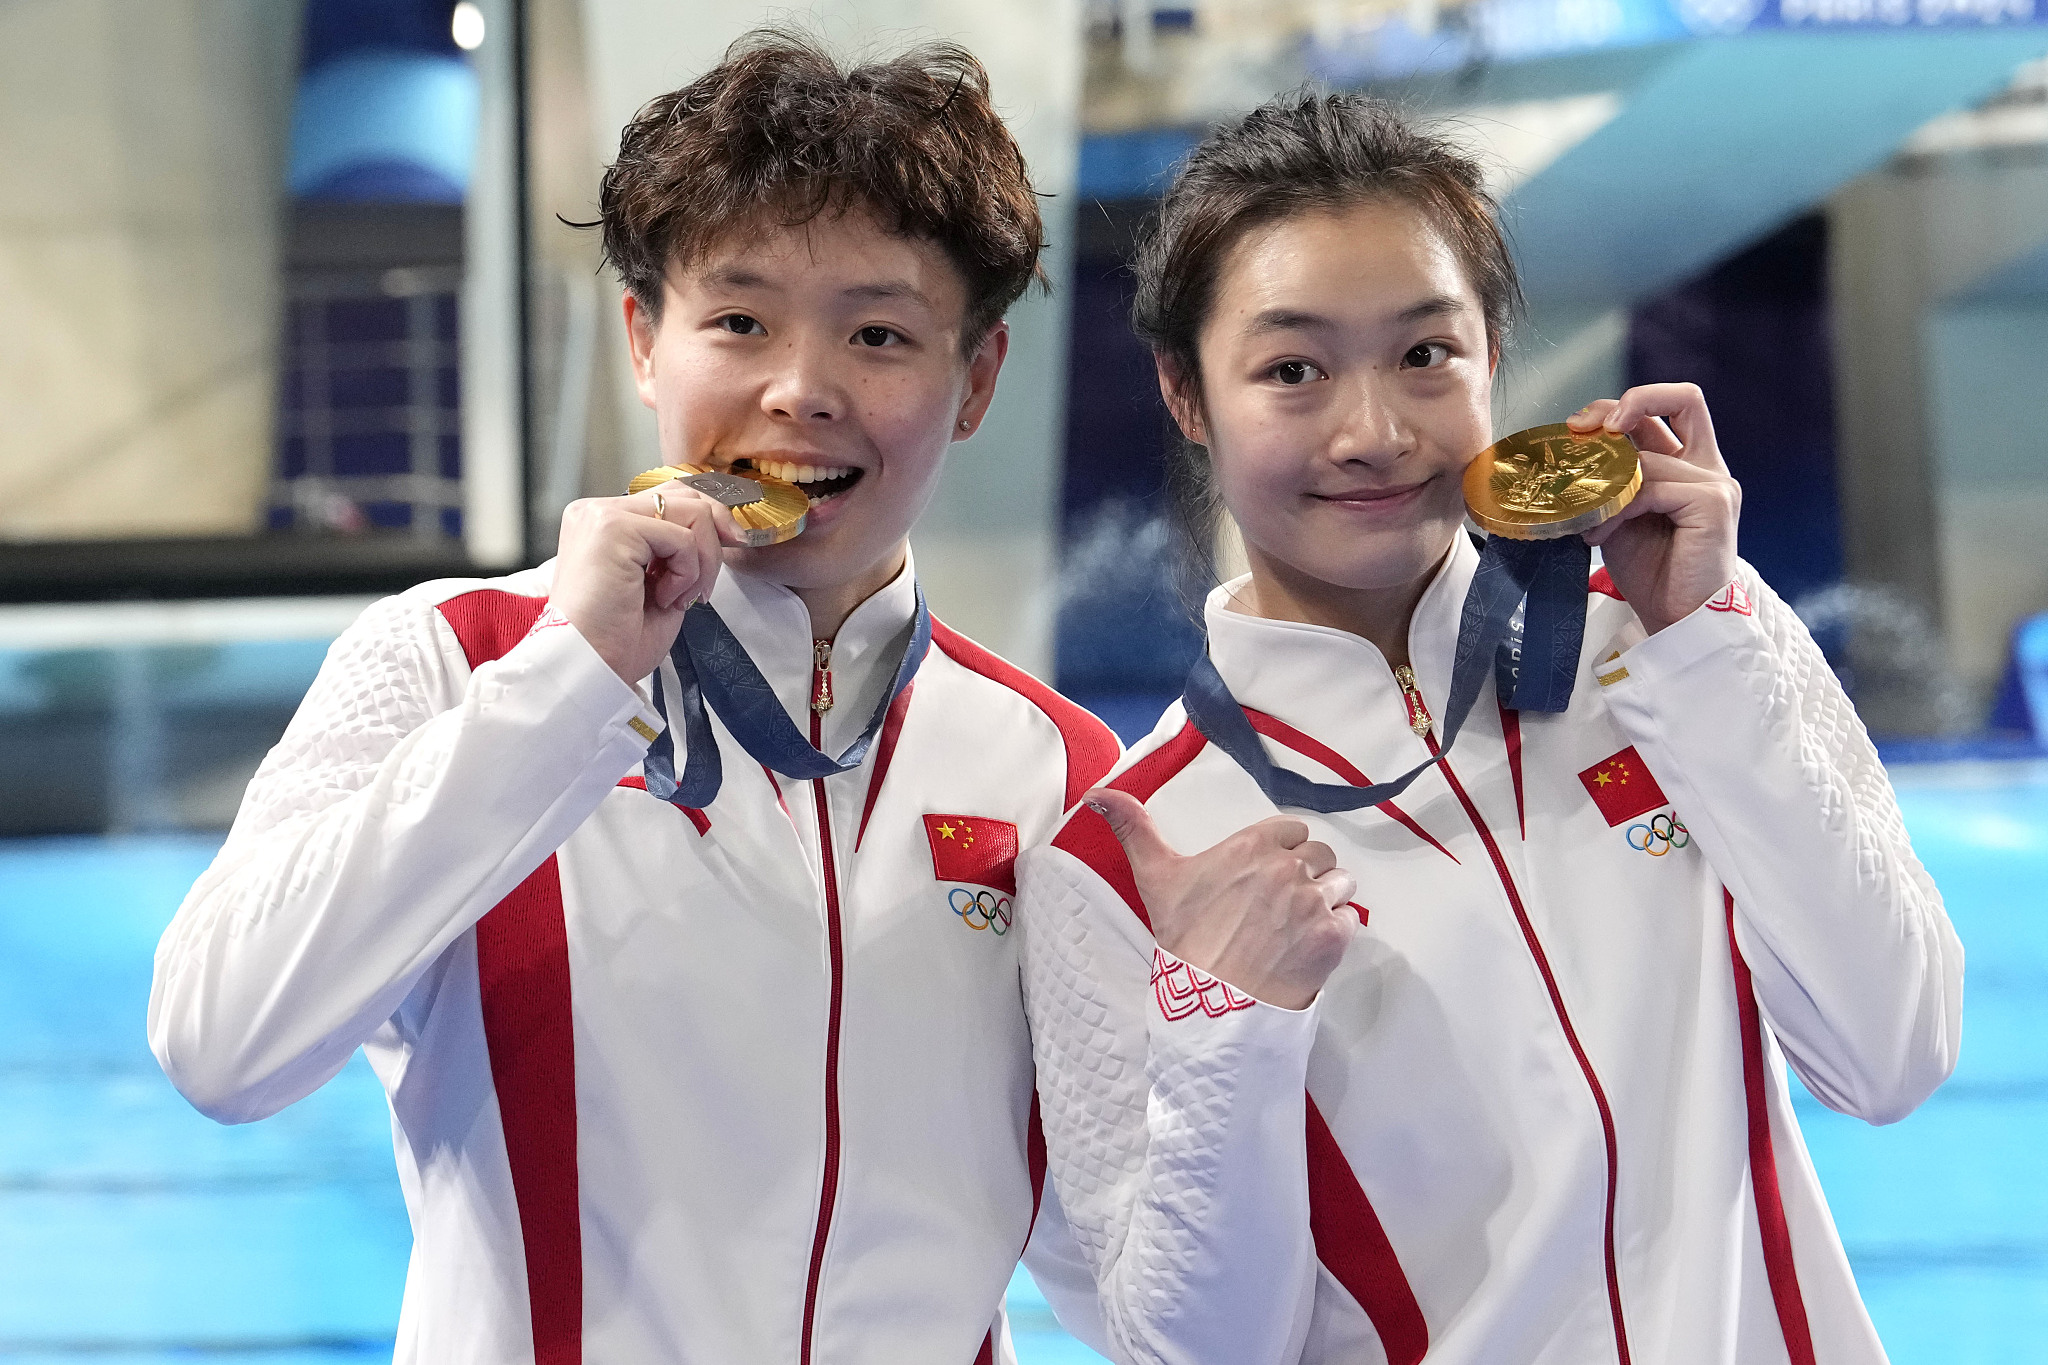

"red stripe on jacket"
[439,590,584,1360]
[1049,719,1209,930]
[1306,1097,1429,1364]
[1241,707,1458,863]
[929,618,1120,811]
[1498,703,1526,840]
[1727,892,1818,1364]
[856,680,916,849]
[476,857,583,1365]
[438,587,550,669]
[615,776,711,834]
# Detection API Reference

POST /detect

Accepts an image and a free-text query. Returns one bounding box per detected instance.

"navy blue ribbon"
[1183,535,1590,813]
[642,582,932,808]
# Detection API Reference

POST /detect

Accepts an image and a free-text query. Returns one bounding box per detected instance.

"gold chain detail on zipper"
[811,638,834,715]
[1393,664,1433,737]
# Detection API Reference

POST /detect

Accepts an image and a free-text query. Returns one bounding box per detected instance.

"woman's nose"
[1330,379,1414,464]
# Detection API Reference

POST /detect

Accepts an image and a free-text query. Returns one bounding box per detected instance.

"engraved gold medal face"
[627,464,809,547]
[1463,423,1641,541]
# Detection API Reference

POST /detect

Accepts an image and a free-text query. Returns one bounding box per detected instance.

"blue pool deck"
[2,759,2043,1361]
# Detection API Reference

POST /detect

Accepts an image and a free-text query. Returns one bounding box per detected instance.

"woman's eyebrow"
[1240,294,1468,339]
[1394,294,1468,324]
[1241,307,1332,338]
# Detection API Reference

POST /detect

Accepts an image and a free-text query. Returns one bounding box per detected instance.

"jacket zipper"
[1392,664,1432,737]
[798,641,844,1365]
[1395,666,1634,1365]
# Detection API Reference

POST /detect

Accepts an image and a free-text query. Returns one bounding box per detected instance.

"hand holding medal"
[1185,394,1734,816]
[616,464,931,813]
[550,465,787,686]
[1561,384,1742,635]
[627,464,810,547]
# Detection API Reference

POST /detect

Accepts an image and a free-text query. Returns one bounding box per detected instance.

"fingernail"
[1084,798,1108,815]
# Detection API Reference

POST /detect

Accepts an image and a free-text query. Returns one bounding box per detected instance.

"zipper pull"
[811,638,834,715]
[1393,664,1433,737]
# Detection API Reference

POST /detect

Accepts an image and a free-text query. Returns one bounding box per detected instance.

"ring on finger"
[652,491,666,520]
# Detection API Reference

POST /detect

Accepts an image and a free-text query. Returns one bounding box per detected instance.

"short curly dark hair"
[596,30,1048,352]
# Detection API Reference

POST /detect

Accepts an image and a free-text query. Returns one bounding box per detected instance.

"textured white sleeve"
[1602,565,1963,1124]
[1018,1169,1114,1359]
[1019,843,1321,1365]
[147,592,664,1123]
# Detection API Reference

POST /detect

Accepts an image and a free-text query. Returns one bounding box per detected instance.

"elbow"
[1817,1029,1959,1128]
[1861,1038,1959,1127]
[1804,932,1965,1128]
[147,993,284,1126]
[151,1032,277,1126]
[1863,957,1965,1126]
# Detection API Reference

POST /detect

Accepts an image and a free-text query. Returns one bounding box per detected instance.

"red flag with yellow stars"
[922,814,1020,894]
[1577,746,1670,826]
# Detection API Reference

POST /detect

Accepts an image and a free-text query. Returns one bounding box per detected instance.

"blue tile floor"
[2,759,2042,1360]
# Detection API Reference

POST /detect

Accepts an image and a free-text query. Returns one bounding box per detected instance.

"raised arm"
[1017,797,1347,1365]
[150,478,740,1123]
[1571,383,1961,1123]
[147,593,661,1122]
[1602,566,1962,1123]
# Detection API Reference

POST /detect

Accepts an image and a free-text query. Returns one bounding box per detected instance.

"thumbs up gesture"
[1087,789,1359,1011]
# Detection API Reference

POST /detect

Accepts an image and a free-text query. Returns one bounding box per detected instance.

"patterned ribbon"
[1183,535,1590,814]
[642,582,932,808]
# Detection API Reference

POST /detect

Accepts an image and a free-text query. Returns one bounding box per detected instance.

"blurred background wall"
[0,0,299,542]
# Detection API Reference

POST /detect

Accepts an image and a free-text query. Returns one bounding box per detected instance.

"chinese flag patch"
[923,814,1020,894]
[1577,746,1669,826]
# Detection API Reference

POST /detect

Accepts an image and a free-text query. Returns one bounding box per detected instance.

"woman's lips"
[1314,478,1432,509]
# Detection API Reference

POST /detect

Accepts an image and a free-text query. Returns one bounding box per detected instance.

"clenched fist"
[1088,789,1359,1010]
[549,479,750,686]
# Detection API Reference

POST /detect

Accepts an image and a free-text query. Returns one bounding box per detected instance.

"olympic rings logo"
[1626,812,1691,856]
[949,886,1013,935]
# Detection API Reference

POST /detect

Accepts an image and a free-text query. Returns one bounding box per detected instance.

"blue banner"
[1303,0,2043,82]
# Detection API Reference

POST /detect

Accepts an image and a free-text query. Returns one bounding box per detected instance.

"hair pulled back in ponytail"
[1132,91,1523,586]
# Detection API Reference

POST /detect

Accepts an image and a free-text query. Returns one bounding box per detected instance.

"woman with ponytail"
[1020,91,1958,1365]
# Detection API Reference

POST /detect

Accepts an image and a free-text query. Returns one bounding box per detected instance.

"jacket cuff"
[492,609,667,754]
[1147,947,1321,1047]
[1602,572,1765,695]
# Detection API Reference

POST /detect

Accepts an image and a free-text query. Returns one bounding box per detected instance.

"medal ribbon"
[1183,535,1590,813]
[642,582,932,808]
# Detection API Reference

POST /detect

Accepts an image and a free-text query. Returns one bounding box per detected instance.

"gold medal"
[628,464,809,547]
[1463,423,1641,541]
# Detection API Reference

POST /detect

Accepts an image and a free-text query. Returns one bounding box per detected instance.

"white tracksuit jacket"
[148,553,1120,1364]
[1020,535,1961,1365]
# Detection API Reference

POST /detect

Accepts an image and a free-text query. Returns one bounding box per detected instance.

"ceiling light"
[452,2,485,51]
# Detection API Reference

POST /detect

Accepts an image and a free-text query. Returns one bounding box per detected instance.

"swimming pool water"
[1,760,2041,1360]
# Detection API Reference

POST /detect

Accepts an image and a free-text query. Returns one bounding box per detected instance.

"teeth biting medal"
[628,464,809,546]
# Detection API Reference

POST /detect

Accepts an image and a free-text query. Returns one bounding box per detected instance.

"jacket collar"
[707,548,919,749]
[1202,533,1477,748]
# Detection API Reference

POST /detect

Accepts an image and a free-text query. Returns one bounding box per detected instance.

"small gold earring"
[958,419,970,431]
